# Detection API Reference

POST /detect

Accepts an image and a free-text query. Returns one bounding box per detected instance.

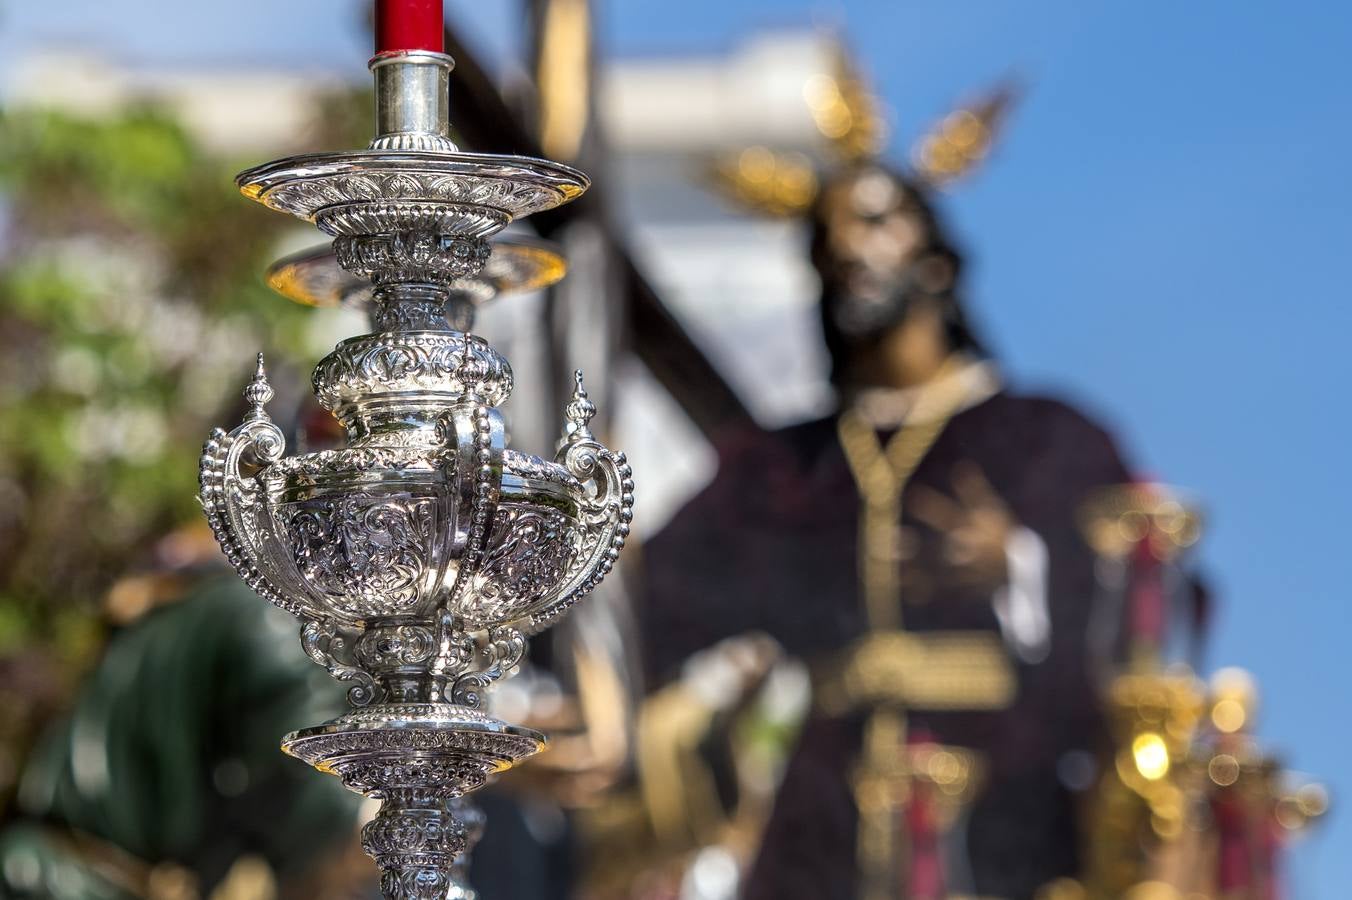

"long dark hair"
[810,162,988,387]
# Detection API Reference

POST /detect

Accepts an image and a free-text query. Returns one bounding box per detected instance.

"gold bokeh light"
[1132,732,1171,781]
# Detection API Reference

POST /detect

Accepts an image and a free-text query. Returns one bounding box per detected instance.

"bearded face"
[815,167,957,343]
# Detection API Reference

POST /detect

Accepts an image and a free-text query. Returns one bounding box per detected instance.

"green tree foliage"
[0,103,320,676]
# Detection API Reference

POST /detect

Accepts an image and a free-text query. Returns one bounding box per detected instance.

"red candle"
[375,0,445,54]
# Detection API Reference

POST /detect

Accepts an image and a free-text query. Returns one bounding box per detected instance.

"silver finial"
[562,369,597,445]
[242,353,274,422]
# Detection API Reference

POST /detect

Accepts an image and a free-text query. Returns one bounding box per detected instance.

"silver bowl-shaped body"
[200,333,630,708]
[263,441,587,630]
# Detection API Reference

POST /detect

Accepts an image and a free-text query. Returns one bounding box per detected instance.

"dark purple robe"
[641,391,1131,900]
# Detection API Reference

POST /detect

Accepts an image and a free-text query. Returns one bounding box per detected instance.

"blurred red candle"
[375,0,444,54]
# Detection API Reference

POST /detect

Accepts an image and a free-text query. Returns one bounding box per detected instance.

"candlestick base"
[283,704,542,900]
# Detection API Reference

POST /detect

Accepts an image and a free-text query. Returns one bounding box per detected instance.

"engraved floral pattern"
[355,624,438,670]
[333,232,491,285]
[270,445,455,483]
[461,506,583,627]
[361,797,469,900]
[313,332,513,413]
[379,866,454,900]
[283,726,542,778]
[283,493,437,617]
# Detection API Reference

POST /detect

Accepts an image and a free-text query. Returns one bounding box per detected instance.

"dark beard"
[823,271,921,342]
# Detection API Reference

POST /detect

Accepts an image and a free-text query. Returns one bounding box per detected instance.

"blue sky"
[4,0,1349,893]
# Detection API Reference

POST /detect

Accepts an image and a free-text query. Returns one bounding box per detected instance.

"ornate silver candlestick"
[199,45,632,899]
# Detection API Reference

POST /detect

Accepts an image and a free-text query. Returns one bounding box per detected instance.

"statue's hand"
[908,461,1015,592]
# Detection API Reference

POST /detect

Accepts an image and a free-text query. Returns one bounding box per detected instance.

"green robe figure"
[0,572,367,900]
